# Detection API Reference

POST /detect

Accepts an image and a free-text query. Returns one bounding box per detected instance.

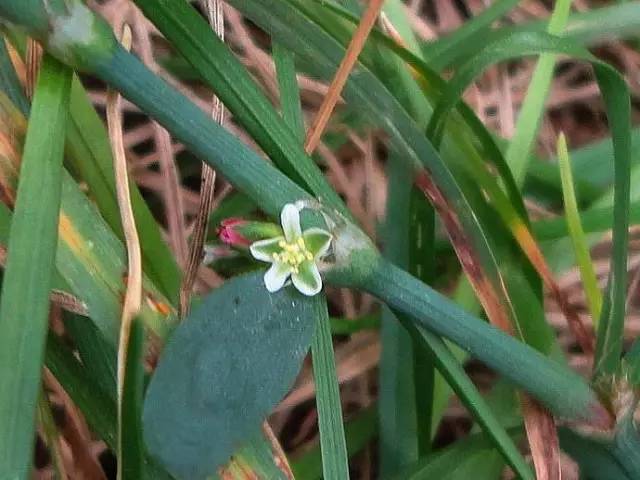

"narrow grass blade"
[291,407,376,480]
[404,322,534,480]
[504,0,572,186]
[0,36,28,113]
[311,300,350,480]
[132,0,350,219]
[379,156,420,474]
[0,31,181,303]
[375,6,437,465]
[274,39,350,480]
[273,42,305,142]
[120,317,145,479]
[0,54,71,478]
[425,30,631,371]
[533,201,640,241]
[557,134,602,323]
[65,77,181,303]
[426,2,640,71]
[425,0,520,71]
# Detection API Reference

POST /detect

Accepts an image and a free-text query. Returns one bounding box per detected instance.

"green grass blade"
[291,406,377,480]
[404,322,533,480]
[364,259,607,425]
[532,201,640,241]
[311,300,350,480]
[374,5,437,461]
[557,134,602,324]
[273,39,350,480]
[0,54,72,478]
[132,0,350,219]
[120,317,146,479]
[0,36,28,113]
[425,0,520,71]
[425,31,631,376]
[273,42,305,142]
[397,427,523,480]
[65,78,181,303]
[426,2,640,71]
[379,156,421,474]
[63,312,117,398]
[504,0,572,186]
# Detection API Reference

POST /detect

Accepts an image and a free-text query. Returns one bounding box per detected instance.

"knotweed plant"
[0,0,638,479]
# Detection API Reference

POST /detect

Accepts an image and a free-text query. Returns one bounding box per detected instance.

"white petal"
[250,236,285,262]
[264,262,292,293]
[292,261,322,296]
[281,203,302,242]
[302,228,333,259]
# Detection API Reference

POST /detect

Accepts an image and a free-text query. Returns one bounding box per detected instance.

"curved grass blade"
[425,0,520,72]
[230,0,559,357]
[0,54,71,478]
[426,2,640,72]
[426,30,631,367]
[131,0,350,220]
[504,0,572,186]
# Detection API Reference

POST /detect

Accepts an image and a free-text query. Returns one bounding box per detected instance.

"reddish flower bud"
[217,218,251,247]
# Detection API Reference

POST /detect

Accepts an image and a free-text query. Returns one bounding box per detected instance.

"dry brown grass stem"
[179,0,225,317]
[304,0,385,154]
[106,24,143,480]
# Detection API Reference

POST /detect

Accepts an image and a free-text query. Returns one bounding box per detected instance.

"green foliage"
[0,0,638,478]
[0,54,72,478]
[143,272,319,478]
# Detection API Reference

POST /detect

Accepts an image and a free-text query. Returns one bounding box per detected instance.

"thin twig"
[179,0,225,317]
[106,24,142,480]
[133,10,189,266]
[304,0,385,154]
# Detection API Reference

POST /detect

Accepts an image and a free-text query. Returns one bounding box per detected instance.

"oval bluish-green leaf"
[143,272,319,479]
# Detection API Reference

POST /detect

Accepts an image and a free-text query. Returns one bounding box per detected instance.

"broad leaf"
[143,272,320,479]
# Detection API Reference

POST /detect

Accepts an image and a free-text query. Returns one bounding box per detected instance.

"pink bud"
[217,218,251,247]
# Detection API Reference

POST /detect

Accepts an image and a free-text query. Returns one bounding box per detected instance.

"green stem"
[96,46,310,218]
[356,258,609,426]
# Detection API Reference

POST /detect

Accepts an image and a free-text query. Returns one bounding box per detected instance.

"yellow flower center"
[272,237,314,274]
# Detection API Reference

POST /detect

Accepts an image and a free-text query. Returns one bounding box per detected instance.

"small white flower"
[250,204,333,296]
